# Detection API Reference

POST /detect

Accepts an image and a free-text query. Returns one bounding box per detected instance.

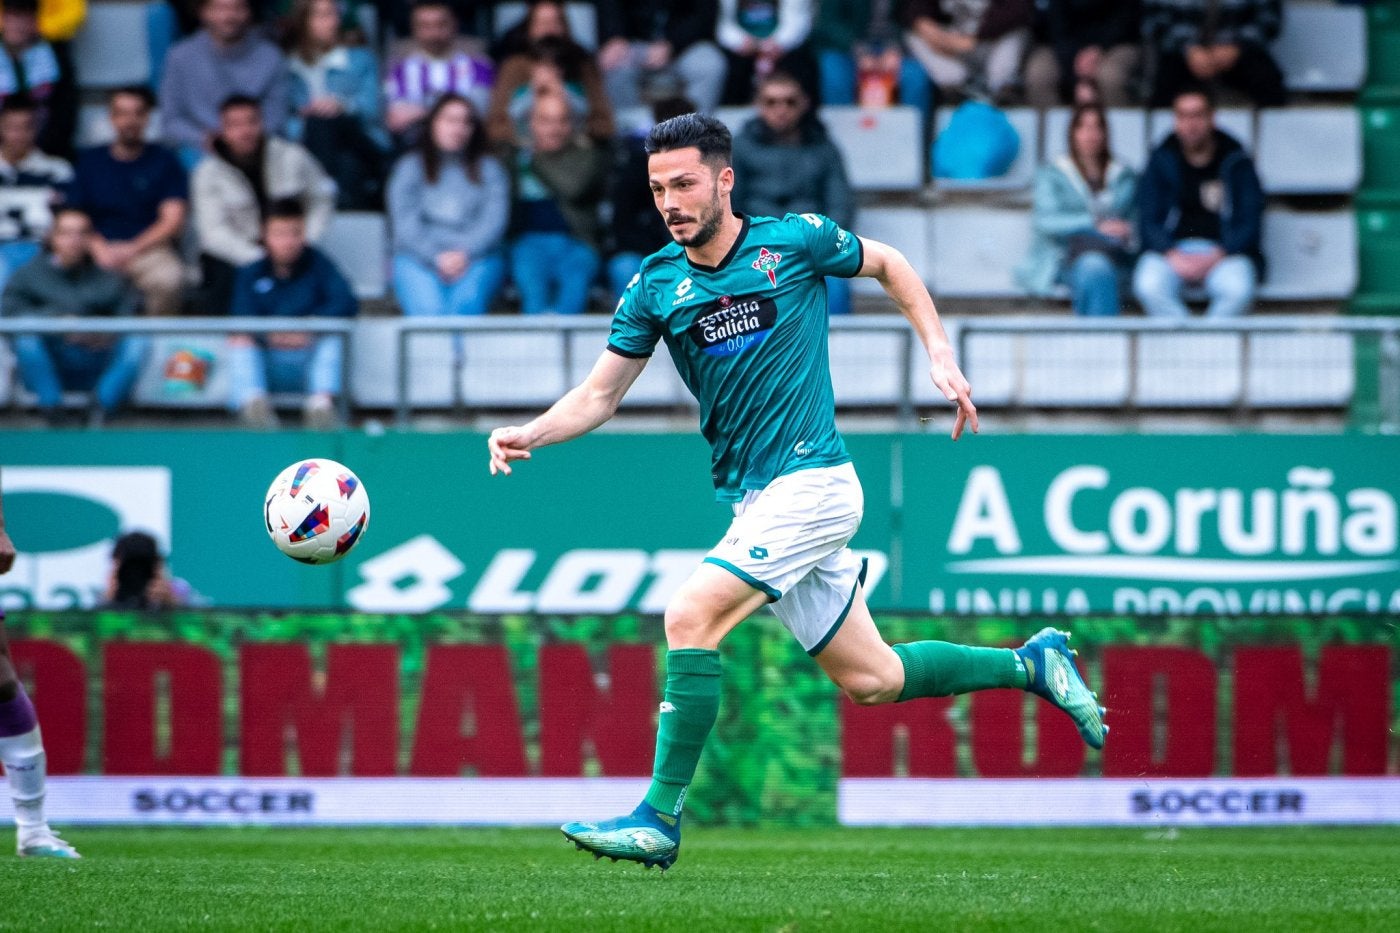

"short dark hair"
[4,0,39,15]
[0,95,36,118]
[412,0,455,16]
[265,197,306,222]
[219,93,261,114]
[109,85,157,110]
[645,112,732,168]
[1173,83,1216,111]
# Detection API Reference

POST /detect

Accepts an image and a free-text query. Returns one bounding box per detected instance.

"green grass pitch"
[3,826,1399,931]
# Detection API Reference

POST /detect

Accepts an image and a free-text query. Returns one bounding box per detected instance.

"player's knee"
[838,671,900,706]
[663,601,720,648]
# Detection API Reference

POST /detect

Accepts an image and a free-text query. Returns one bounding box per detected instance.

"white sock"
[0,726,47,831]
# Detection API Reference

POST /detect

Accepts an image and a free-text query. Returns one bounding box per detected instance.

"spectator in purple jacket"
[384,0,494,149]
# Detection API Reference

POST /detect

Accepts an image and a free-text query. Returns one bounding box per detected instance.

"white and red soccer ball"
[264,458,370,564]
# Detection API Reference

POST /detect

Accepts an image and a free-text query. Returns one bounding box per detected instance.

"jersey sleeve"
[606,268,663,358]
[788,212,864,279]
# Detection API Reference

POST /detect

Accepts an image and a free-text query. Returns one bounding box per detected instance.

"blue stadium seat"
[1272,2,1367,92]
[1256,108,1362,195]
[73,2,155,89]
[1042,107,1149,172]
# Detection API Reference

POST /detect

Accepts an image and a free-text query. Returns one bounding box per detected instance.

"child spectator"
[0,95,69,299]
[717,0,820,106]
[595,0,726,114]
[384,1,494,149]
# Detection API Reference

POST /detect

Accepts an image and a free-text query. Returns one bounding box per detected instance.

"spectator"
[731,71,855,315]
[902,0,1033,104]
[812,0,931,113]
[1015,103,1137,316]
[606,95,693,301]
[68,87,188,317]
[281,0,387,209]
[0,1,86,42]
[379,0,485,39]
[160,0,290,168]
[388,93,508,318]
[718,0,820,106]
[0,1,75,157]
[490,0,570,60]
[1143,0,1284,108]
[1132,86,1262,319]
[487,4,614,145]
[191,94,333,314]
[227,198,354,430]
[0,96,69,299]
[1,206,146,426]
[506,92,605,315]
[99,530,195,610]
[384,1,494,148]
[595,0,725,114]
[1024,0,1141,108]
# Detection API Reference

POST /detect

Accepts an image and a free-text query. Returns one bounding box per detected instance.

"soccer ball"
[264,458,370,564]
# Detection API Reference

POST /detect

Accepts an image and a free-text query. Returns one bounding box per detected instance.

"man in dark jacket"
[1143,0,1285,107]
[1132,86,1263,318]
[2,206,145,426]
[731,71,855,314]
[596,0,726,113]
[226,198,355,430]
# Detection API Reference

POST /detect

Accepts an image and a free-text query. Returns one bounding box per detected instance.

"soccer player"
[487,113,1106,870]
[0,471,80,858]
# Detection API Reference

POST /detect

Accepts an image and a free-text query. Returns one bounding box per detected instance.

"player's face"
[648,147,732,249]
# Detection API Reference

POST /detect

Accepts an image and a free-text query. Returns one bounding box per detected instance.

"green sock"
[642,648,722,818]
[891,641,1028,702]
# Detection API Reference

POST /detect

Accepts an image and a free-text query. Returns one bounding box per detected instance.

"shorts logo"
[752,247,782,287]
[749,546,768,560]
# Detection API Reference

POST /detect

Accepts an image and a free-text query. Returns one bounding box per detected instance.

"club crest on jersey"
[752,247,782,286]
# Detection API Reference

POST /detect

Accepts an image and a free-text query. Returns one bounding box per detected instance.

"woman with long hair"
[281,0,387,208]
[1016,103,1138,316]
[387,93,509,317]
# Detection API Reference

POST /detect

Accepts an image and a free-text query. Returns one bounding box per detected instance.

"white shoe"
[17,827,81,858]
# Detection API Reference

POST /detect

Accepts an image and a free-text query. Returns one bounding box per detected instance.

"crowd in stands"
[0,0,1332,426]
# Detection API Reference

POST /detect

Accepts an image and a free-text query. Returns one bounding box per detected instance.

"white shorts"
[704,462,868,656]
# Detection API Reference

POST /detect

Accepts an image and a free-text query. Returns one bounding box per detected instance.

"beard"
[669,193,725,248]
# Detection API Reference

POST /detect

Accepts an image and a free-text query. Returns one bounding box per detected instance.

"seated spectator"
[388,93,508,317]
[902,0,1033,104]
[0,96,70,298]
[1025,0,1141,109]
[490,0,570,60]
[160,0,290,168]
[1015,103,1137,316]
[1144,0,1284,108]
[487,5,614,145]
[606,96,693,301]
[281,0,387,209]
[191,94,334,314]
[384,1,494,149]
[68,87,188,317]
[0,1,75,157]
[379,0,484,39]
[0,1,86,42]
[731,72,855,315]
[1132,86,1262,319]
[718,0,820,106]
[99,530,196,610]
[506,92,605,315]
[812,0,931,113]
[227,198,354,430]
[1,206,146,426]
[596,0,725,114]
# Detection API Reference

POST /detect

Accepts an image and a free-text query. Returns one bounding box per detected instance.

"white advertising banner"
[839,778,1400,826]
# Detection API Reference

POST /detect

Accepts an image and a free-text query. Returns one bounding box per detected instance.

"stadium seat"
[849,207,931,296]
[492,2,598,49]
[320,213,388,299]
[0,340,14,408]
[1149,107,1254,153]
[1246,332,1354,407]
[819,106,923,191]
[829,330,906,405]
[1042,107,1148,172]
[1258,210,1358,300]
[131,336,231,409]
[350,319,456,409]
[564,328,693,407]
[1272,2,1367,92]
[460,331,569,406]
[933,107,1039,192]
[75,103,163,148]
[1135,333,1243,407]
[1256,108,1361,195]
[929,207,1033,297]
[73,2,155,89]
[1361,105,1400,195]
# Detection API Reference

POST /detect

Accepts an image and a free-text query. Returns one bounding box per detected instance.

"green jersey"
[608,212,864,501]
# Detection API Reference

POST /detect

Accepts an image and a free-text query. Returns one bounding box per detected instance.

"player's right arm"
[488,350,649,475]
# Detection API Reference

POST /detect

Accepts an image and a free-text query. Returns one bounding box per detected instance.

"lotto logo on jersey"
[687,293,778,357]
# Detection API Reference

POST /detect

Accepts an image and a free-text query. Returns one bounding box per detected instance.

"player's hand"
[0,528,16,575]
[929,344,978,441]
[488,426,533,476]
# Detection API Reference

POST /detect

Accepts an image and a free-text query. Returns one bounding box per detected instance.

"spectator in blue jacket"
[227,198,355,430]
[1132,86,1263,319]
[281,0,387,209]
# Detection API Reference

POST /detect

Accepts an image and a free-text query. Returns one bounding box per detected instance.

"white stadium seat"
[1246,332,1354,407]
[1042,107,1149,172]
[1256,108,1362,195]
[1258,210,1358,300]
[1273,2,1367,92]
[929,208,1033,297]
[320,213,389,299]
[829,330,906,405]
[849,207,931,296]
[460,331,569,407]
[73,2,155,89]
[1136,334,1243,407]
[1150,107,1255,153]
[933,107,1039,192]
[492,2,598,49]
[565,328,693,407]
[819,106,923,191]
[350,320,456,409]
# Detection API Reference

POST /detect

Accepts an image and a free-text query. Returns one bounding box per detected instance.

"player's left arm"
[855,236,978,440]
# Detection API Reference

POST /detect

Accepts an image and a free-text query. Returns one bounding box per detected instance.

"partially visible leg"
[606,251,643,302]
[1203,254,1258,318]
[552,238,600,315]
[601,42,646,112]
[509,235,554,315]
[980,29,1029,98]
[392,254,448,317]
[897,55,934,115]
[124,245,187,316]
[1068,251,1122,317]
[673,41,727,113]
[446,252,507,317]
[819,49,857,105]
[1096,44,1143,108]
[10,335,63,413]
[94,336,149,415]
[1132,251,1190,318]
[1022,44,1063,109]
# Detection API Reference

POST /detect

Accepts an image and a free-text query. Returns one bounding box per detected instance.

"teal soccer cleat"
[17,827,81,859]
[561,804,680,870]
[1015,627,1107,750]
